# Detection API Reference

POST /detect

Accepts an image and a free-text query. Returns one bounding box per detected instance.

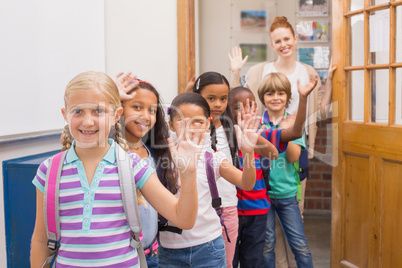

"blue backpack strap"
[139,200,158,249]
[115,145,148,268]
[42,150,67,268]
[205,151,231,243]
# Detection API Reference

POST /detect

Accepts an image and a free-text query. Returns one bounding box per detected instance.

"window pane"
[369,0,389,6]
[350,14,365,66]
[397,6,402,63]
[369,9,390,65]
[349,71,365,122]
[396,69,402,125]
[349,0,364,12]
[371,69,389,124]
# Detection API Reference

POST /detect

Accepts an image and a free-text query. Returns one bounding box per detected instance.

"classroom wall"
[0,1,178,265]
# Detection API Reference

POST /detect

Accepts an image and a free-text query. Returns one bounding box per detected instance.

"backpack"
[158,150,230,242]
[41,145,156,268]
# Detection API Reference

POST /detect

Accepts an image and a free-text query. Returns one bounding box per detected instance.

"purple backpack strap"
[42,150,67,267]
[204,151,231,243]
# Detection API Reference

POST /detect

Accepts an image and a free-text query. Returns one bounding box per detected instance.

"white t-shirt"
[159,134,228,249]
[262,61,310,133]
[215,126,238,207]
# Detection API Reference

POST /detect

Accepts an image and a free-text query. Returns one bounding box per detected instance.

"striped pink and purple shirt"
[33,140,153,268]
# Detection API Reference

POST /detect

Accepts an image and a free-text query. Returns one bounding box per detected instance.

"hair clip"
[167,107,171,115]
[209,116,213,122]
[196,78,200,90]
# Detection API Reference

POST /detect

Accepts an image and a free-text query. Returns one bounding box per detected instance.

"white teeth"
[81,130,96,134]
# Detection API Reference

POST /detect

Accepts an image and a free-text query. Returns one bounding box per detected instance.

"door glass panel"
[350,14,365,66]
[369,9,390,65]
[349,70,365,122]
[396,69,402,125]
[371,69,389,123]
[349,0,364,12]
[397,6,402,63]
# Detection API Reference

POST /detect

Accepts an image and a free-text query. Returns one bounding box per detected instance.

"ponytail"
[210,120,217,152]
[114,122,129,152]
[62,125,72,151]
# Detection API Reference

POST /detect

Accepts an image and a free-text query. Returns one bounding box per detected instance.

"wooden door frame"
[332,0,402,267]
[177,0,196,94]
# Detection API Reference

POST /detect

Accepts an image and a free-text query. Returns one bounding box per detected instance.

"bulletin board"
[0,0,105,140]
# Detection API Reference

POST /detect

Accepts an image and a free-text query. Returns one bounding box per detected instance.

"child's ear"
[114,107,123,124]
[168,120,175,132]
[61,108,67,121]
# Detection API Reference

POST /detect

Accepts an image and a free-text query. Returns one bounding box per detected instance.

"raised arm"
[320,61,337,120]
[240,99,278,160]
[228,46,248,88]
[219,112,264,191]
[114,72,139,101]
[140,119,203,229]
[280,74,318,142]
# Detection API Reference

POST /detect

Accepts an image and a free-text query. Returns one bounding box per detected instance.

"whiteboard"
[0,0,105,138]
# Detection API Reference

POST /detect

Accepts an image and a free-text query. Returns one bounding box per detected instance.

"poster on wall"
[240,44,267,62]
[240,10,267,30]
[296,21,329,42]
[298,46,330,68]
[297,0,328,17]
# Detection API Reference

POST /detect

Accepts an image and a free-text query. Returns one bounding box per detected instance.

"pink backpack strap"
[42,151,67,267]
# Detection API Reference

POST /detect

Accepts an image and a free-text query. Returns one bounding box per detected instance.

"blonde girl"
[30,71,203,268]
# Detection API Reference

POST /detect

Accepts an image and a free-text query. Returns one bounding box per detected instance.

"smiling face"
[229,90,256,124]
[270,27,298,59]
[199,83,229,119]
[263,90,288,113]
[61,87,122,148]
[122,88,158,143]
[169,103,209,136]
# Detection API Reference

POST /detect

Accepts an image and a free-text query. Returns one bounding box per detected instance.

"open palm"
[168,119,205,173]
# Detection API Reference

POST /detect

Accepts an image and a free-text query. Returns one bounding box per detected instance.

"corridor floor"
[304,213,331,268]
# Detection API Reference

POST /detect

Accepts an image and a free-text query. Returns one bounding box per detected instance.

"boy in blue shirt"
[258,73,314,267]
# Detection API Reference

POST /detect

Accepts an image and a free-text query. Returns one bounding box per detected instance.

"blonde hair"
[258,73,292,108]
[270,16,295,36]
[62,71,144,205]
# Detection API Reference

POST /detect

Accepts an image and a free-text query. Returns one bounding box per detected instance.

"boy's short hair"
[257,73,292,108]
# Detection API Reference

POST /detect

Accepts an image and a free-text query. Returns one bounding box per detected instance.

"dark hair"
[169,92,217,152]
[229,86,253,97]
[126,81,179,194]
[192,72,237,164]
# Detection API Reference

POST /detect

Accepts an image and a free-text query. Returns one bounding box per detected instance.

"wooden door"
[332,0,402,267]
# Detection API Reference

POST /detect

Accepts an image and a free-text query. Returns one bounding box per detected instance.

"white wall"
[105,0,178,104]
[0,1,178,265]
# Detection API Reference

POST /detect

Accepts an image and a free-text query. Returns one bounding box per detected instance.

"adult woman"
[229,16,336,267]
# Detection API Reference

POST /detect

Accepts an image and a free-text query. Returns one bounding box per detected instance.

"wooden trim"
[342,122,402,161]
[366,63,391,69]
[177,0,195,94]
[391,1,402,7]
[391,63,402,67]
[340,260,360,268]
[389,5,396,125]
[364,8,370,123]
[366,3,390,12]
[331,0,346,266]
[344,9,364,17]
[344,66,364,71]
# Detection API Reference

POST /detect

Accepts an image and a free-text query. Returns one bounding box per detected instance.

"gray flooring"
[304,214,331,268]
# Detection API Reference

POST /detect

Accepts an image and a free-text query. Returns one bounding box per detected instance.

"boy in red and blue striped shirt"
[229,86,311,268]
